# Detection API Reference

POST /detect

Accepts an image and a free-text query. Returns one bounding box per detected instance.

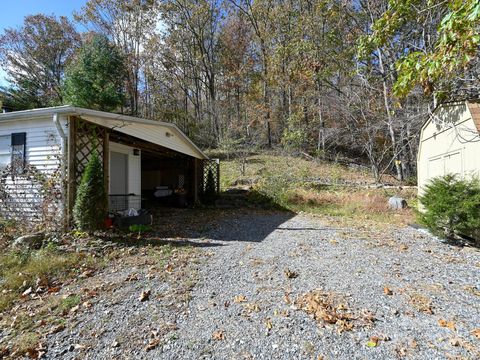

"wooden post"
[216,159,220,194]
[103,130,110,197]
[66,116,76,228]
[194,158,199,203]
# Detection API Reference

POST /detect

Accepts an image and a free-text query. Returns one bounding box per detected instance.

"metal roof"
[0,106,208,159]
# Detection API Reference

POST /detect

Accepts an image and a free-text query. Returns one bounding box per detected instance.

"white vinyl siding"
[0,117,66,222]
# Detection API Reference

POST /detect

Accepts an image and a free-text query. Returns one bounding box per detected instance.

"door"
[110,152,128,194]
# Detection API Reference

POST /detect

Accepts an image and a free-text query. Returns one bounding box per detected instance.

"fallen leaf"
[82,301,93,309]
[367,336,380,347]
[139,290,151,302]
[212,330,225,340]
[48,324,65,335]
[244,303,261,312]
[233,295,247,303]
[125,274,139,282]
[79,270,94,278]
[471,328,480,339]
[284,269,299,279]
[438,319,456,331]
[449,337,461,347]
[111,340,120,348]
[265,318,273,330]
[145,339,160,351]
[21,287,32,297]
[383,287,393,296]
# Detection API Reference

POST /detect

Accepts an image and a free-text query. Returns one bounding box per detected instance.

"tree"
[0,14,80,109]
[74,0,160,115]
[73,151,107,232]
[361,0,480,99]
[64,33,126,111]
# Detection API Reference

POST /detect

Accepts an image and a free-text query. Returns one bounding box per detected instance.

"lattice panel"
[200,159,220,195]
[74,120,106,186]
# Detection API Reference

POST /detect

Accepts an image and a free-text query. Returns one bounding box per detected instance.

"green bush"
[73,151,107,231]
[419,175,480,241]
[203,169,217,204]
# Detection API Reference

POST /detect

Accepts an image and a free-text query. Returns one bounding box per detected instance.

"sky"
[0,0,87,86]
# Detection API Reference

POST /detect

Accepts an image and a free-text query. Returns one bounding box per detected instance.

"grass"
[0,244,99,312]
[219,152,416,226]
[219,152,396,191]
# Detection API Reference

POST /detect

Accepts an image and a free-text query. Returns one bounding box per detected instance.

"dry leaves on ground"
[139,290,151,302]
[284,269,299,279]
[212,330,225,340]
[383,286,393,295]
[233,295,247,303]
[438,319,456,331]
[296,289,375,333]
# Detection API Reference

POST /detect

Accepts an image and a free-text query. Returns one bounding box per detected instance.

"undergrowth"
[0,245,99,312]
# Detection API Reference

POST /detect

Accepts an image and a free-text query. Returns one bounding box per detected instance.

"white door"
[444,151,462,177]
[110,152,128,194]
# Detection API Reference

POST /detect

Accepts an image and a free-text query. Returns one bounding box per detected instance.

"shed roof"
[466,101,480,133]
[0,106,208,159]
[421,100,480,134]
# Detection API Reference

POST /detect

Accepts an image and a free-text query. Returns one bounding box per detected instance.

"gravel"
[44,211,480,359]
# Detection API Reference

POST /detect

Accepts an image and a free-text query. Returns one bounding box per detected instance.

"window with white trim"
[0,135,10,169]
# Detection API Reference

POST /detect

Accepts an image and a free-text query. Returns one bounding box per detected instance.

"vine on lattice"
[0,163,62,228]
[74,120,105,186]
[200,159,220,196]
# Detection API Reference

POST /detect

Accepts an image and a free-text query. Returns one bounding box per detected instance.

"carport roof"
[0,105,208,159]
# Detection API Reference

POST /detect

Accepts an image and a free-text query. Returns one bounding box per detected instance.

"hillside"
[217,152,416,227]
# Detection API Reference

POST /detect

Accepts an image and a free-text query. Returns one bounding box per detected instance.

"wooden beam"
[103,130,110,197]
[66,116,77,228]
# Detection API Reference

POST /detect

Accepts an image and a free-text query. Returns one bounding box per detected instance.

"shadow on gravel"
[203,212,296,243]
[100,235,224,249]
[276,227,338,231]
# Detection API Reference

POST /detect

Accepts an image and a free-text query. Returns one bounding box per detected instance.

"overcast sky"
[0,0,86,86]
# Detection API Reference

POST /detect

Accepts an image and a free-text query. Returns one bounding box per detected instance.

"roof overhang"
[0,106,208,160]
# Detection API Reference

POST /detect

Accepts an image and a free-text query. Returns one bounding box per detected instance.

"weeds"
[0,247,99,312]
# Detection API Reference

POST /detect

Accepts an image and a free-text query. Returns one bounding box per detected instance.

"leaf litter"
[296,289,375,333]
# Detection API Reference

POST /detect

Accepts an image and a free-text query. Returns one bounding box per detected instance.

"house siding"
[0,116,67,223]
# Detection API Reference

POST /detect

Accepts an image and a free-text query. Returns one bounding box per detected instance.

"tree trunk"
[377,47,403,181]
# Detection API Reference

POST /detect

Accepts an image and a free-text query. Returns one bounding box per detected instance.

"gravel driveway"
[45,211,480,359]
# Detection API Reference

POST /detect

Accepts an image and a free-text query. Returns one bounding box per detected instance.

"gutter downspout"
[53,113,67,228]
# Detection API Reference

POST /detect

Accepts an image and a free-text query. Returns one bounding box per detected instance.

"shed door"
[428,157,444,179]
[444,151,462,176]
[110,152,128,194]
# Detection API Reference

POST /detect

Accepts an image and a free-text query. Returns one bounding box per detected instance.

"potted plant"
[174,187,188,207]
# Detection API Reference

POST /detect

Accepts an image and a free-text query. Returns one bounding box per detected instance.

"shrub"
[203,169,217,204]
[419,175,480,241]
[73,151,107,231]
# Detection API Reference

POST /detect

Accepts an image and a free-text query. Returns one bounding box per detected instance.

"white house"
[417,100,480,195]
[0,106,213,225]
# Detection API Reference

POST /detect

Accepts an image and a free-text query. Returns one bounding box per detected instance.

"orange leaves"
[296,289,374,333]
[438,319,456,331]
[383,286,393,296]
[212,330,225,340]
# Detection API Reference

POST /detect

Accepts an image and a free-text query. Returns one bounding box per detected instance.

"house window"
[11,133,26,173]
[0,135,10,169]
